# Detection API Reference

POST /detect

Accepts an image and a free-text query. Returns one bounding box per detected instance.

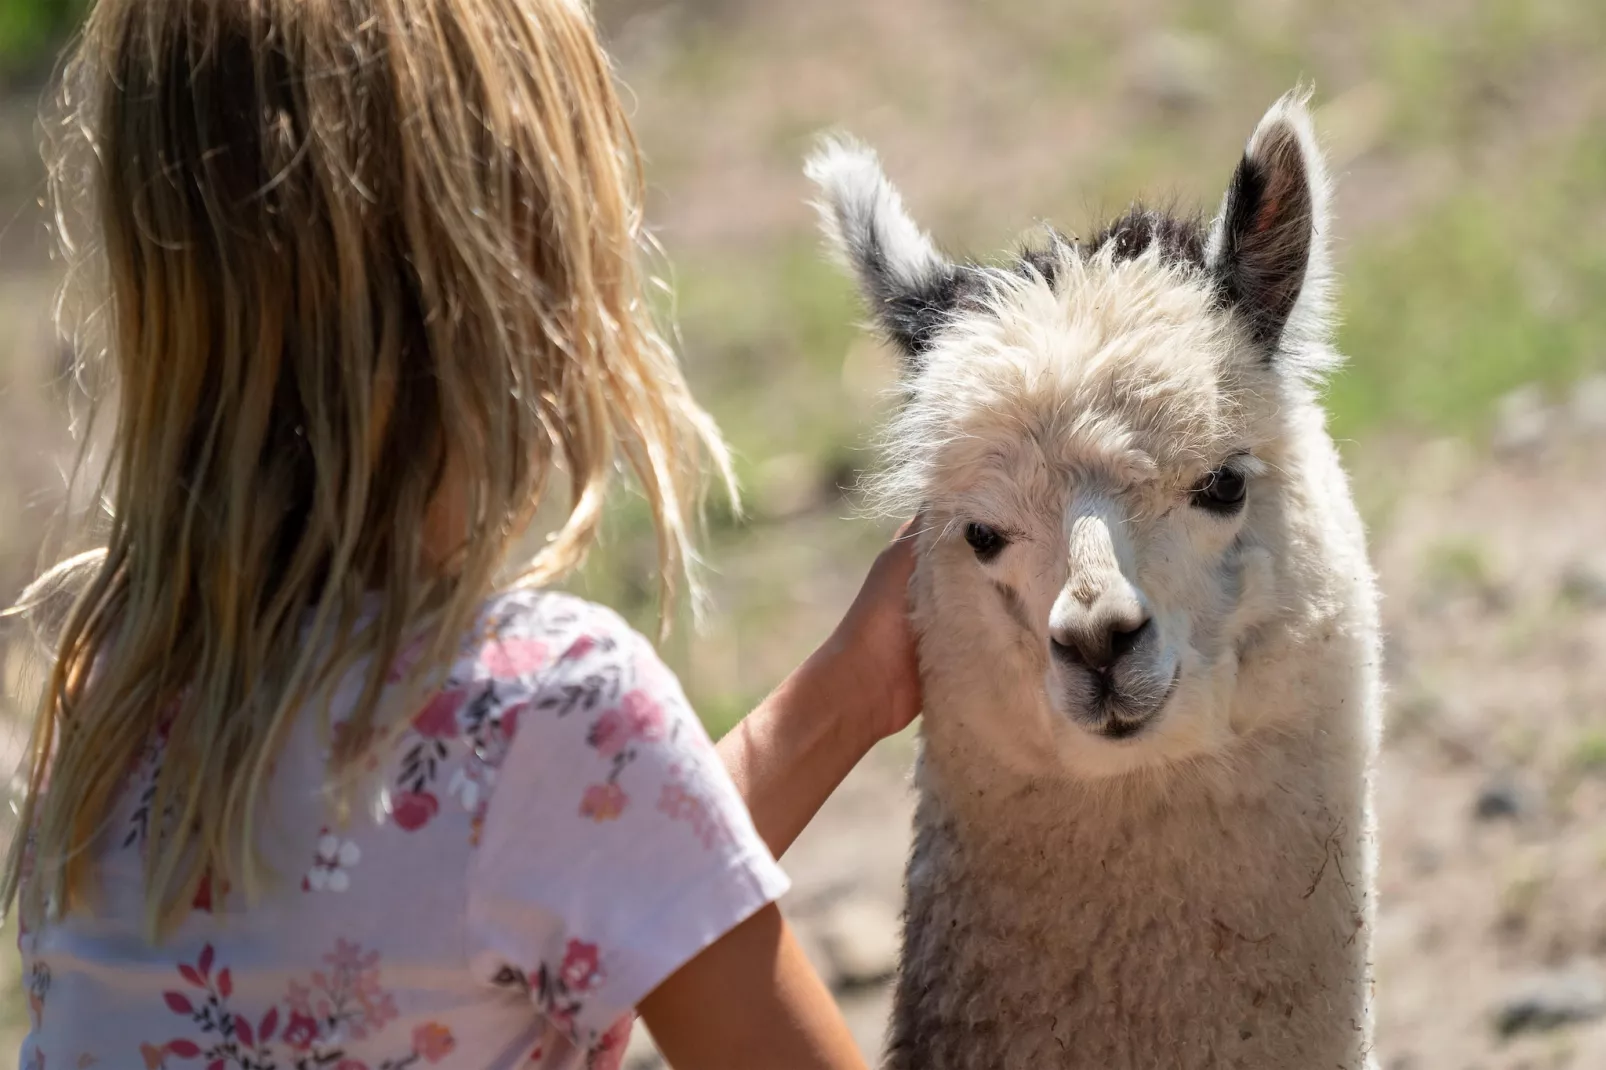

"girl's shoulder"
[449,588,648,686]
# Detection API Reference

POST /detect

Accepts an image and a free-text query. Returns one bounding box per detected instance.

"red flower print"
[590,1015,635,1070]
[497,700,524,741]
[412,1022,456,1062]
[483,637,549,678]
[413,689,468,739]
[282,1010,319,1049]
[580,783,628,822]
[191,869,229,913]
[390,789,440,831]
[561,634,598,662]
[588,710,631,759]
[620,691,666,742]
[165,1040,201,1059]
[560,939,604,992]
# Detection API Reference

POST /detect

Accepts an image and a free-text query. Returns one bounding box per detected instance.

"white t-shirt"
[17,589,789,1070]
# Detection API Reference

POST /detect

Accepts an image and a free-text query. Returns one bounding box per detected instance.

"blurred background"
[2,0,1605,1066]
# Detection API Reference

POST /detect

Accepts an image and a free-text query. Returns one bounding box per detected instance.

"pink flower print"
[390,789,440,831]
[412,1022,456,1062]
[388,633,428,682]
[282,1010,320,1049]
[560,939,604,992]
[304,830,362,892]
[414,689,468,739]
[580,783,628,822]
[588,709,631,759]
[335,1062,369,1070]
[659,772,735,850]
[620,691,666,742]
[298,939,396,1040]
[483,637,549,678]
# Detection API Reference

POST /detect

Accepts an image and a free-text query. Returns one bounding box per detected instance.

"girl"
[2,1,922,1067]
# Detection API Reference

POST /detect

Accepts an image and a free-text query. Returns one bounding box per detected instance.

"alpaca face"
[810,92,1335,778]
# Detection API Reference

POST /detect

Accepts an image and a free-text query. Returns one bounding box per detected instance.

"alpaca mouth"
[1069,665,1180,741]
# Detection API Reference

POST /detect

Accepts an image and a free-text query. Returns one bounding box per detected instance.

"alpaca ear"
[805,137,965,369]
[1206,90,1333,355]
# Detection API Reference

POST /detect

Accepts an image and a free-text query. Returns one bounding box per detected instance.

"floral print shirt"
[17,590,789,1070]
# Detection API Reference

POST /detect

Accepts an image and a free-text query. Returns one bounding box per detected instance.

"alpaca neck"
[892,578,1376,1069]
[891,713,1373,1070]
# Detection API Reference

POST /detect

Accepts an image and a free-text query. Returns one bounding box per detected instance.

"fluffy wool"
[809,90,1381,1069]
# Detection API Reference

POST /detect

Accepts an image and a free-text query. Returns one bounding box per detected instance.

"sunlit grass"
[1329,137,1606,441]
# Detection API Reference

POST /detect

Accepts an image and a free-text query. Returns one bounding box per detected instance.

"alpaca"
[807,91,1381,1069]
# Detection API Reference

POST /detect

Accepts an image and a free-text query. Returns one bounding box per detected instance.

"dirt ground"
[624,380,1606,1069]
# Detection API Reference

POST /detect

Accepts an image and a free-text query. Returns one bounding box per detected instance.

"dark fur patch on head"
[1013,228,1077,289]
[1089,206,1207,270]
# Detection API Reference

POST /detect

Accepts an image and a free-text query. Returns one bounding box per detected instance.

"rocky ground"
[624,376,1606,1070]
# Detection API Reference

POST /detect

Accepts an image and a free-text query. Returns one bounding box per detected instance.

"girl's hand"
[811,516,923,745]
[717,518,923,859]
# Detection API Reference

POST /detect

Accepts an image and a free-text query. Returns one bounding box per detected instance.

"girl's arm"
[637,526,921,1068]
[718,522,922,856]
[639,902,867,1069]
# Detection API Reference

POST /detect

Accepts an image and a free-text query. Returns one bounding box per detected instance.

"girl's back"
[23,590,783,1068]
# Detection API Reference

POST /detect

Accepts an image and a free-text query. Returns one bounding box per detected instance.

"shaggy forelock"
[868,241,1253,520]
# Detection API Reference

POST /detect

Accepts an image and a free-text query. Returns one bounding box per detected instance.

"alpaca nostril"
[1108,617,1152,662]
[1050,616,1149,673]
[1049,634,1084,667]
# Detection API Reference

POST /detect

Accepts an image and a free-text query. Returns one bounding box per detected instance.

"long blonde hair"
[2,0,731,937]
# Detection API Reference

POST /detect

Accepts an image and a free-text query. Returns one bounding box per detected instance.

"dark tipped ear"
[1207,90,1332,355]
[805,137,967,370]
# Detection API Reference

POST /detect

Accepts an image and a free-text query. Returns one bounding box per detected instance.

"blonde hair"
[2,0,731,937]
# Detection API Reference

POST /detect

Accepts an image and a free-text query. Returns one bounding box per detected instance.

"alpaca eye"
[1191,466,1248,514]
[964,522,1008,561]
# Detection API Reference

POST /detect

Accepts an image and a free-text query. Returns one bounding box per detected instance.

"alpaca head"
[810,93,1339,780]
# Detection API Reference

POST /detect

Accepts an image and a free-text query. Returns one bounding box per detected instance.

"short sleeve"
[464,594,789,1050]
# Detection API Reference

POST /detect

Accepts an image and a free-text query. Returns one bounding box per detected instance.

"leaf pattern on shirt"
[144,940,454,1070]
